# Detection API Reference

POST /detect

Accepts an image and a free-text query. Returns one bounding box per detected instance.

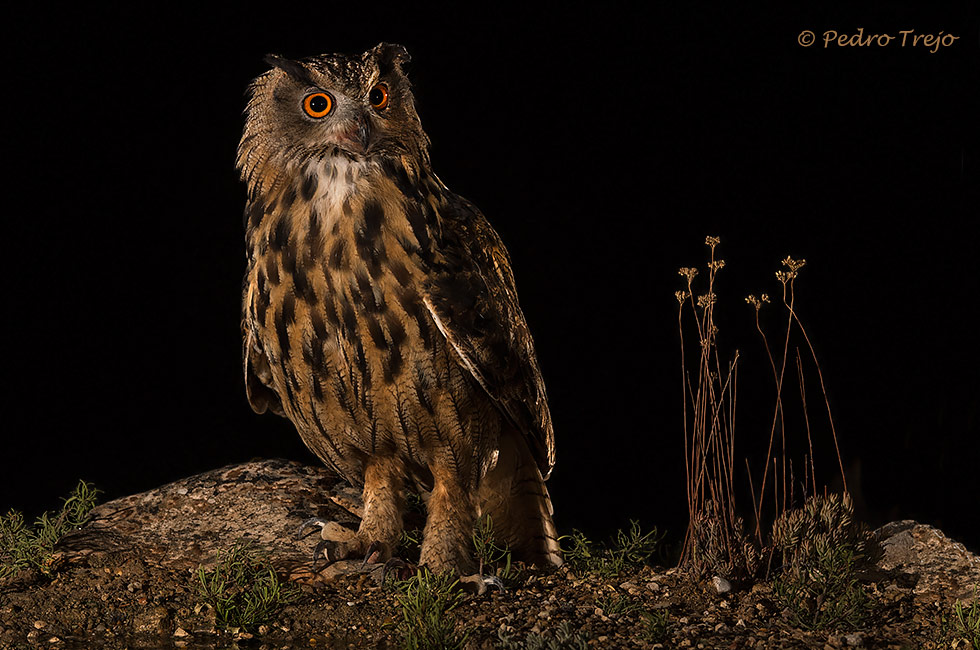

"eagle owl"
[238,43,561,573]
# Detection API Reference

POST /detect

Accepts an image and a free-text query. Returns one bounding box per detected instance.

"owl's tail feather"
[478,429,563,568]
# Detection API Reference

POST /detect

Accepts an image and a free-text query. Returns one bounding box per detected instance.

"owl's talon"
[311,539,331,570]
[361,540,387,568]
[381,557,416,585]
[297,517,330,539]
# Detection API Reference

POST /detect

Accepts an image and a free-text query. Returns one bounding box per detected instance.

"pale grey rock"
[875,520,980,602]
[56,459,354,576]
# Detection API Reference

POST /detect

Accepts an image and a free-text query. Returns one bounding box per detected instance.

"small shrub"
[935,588,980,649]
[595,593,640,617]
[640,609,671,643]
[394,567,467,650]
[497,621,590,650]
[953,593,980,649]
[769,494,878,630]
[560,520,660,579]
[0,480,99,579]
[473,514,518,581]
[197,540,295,631]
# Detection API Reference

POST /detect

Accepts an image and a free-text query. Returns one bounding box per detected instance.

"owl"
[238,43,561,575]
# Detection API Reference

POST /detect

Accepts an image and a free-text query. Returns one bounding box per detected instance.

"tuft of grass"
[935,588,980,649]
[640,609,671,643]
[197,539,296,632]
[595,593,641,617]
[769,494,877,631]
[559,520,660,579]
[394,567,468,650]
[497,621,590,650]
[953,593,980,649]
[1,479,99,579]
[473,514,518,582]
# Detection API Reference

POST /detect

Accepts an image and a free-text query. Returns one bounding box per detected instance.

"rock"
[56,459,350,574]
[875,520,980,602]
[712,576,732,594]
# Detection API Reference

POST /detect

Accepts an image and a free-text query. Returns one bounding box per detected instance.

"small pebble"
[712,576,732,594]
[33,621,46,629]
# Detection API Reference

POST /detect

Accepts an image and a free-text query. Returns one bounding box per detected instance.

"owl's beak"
[340,112,371,154]
[356,115,371,152]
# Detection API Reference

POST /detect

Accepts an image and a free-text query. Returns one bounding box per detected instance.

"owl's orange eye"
[369,84,389,111]
[303,92,333,118]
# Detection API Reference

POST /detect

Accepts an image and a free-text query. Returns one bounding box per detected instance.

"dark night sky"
[3,3,978,554]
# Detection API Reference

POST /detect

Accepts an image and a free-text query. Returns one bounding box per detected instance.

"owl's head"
[238,43,428,190]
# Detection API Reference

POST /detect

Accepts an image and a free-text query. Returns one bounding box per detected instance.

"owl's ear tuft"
[371,43,411,73]
[263,54,315,86]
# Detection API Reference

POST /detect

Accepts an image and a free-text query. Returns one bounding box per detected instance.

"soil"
[1,461,977,649]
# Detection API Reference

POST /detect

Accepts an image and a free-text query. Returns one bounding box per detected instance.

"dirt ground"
[2,461,976,649]
[0,548,975,649]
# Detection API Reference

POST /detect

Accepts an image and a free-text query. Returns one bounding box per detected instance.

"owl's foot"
[296,517,395,571]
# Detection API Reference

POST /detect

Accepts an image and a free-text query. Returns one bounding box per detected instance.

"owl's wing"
[243,322,285,416]
[423,195,555,479]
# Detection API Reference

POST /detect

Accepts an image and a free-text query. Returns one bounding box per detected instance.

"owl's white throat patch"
[305,156,374,230]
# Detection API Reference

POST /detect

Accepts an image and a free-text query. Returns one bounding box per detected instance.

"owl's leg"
[418,463,477,574]
[355,455,406,563]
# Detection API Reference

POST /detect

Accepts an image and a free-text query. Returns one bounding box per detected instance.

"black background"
[3,3,978,554]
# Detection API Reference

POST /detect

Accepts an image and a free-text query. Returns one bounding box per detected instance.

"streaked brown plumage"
[238,43,560,572]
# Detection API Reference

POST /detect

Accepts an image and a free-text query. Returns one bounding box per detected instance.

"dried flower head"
[697,293,717,309]
[679,267,698,282]
[781,256,807,272]
[776,270,794,284]
[705,236,721,248]
[675,290,690,304]
[709,260,726,271]
[746,293,772,309]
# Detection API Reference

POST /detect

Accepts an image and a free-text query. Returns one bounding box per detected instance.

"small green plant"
[473,514,517,581]
[559,520,660,579]
[640,609,671,643]
[769,494,878,631]
[497,621,590,650]
[595,593,640,617]
[197,540,295,631]
[953,593,980,649]
[935,588,980,649]
[1,479,99,579]
[397,527,423,562]
[394,567,468,650]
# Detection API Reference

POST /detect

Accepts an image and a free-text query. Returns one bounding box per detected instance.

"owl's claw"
[381,557,417,585]
[296,517,362,570]
[296,517,331,539]
[361,540,388,568]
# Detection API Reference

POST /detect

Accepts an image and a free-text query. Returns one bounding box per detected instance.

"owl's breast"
[243,156,496,485]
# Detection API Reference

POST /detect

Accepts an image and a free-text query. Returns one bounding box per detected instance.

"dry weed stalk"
[678,237,752,577]
[677,240,849,580]
[746,257,847,548]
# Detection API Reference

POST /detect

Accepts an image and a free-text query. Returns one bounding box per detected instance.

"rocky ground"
[1,460,977,649]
